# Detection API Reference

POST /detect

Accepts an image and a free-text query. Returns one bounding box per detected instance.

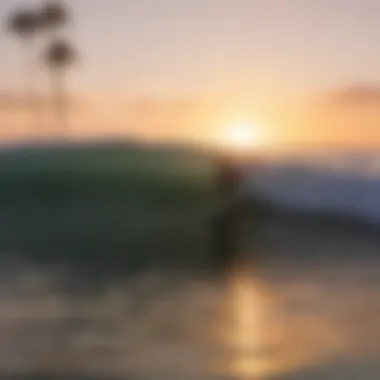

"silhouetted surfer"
[213,154,241,274]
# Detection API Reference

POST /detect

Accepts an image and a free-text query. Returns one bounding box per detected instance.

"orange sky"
[2,89,380,152]
[2,1,380,151]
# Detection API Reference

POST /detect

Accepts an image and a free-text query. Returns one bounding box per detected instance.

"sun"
[221,122,259,150]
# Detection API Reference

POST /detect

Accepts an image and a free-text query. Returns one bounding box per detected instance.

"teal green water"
[0,143,220,281]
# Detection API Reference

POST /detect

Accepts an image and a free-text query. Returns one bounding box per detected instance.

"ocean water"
[244,157,380,223]
[0,144,378,380]
[0,216,379,380]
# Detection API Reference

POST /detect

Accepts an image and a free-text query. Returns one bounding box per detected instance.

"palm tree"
[39,0,69,36]
[7,8,40,134]
[45,38,76,135]
[39,0,74,136]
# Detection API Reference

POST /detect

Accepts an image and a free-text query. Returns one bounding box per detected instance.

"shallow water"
[0,217,379,380]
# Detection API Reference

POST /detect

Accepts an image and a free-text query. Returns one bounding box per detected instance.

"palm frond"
[45,39,76,68]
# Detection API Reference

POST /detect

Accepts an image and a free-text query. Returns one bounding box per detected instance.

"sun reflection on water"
[212,260,380,380]
[228,271,264,379]
[213,267,271,380]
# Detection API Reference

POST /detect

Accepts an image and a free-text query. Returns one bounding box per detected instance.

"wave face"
[242,154,380,223]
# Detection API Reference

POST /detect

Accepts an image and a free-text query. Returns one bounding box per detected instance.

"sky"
[1,0,380,150]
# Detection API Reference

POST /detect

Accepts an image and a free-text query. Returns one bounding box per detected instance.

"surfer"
[213,154,242,273]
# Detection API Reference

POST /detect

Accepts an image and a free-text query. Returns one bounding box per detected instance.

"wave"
[243,156,380,224]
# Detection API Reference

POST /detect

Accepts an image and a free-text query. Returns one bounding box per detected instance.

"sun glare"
[221,122,260,150]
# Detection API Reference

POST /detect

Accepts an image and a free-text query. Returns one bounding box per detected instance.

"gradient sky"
[1,0,380,149]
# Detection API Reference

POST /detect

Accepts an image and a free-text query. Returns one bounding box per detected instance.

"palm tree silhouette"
[7,7,40,134]
[39,0,74,136]
[45,38,76,135]
[6,0,77,138]
[39,0,69,35]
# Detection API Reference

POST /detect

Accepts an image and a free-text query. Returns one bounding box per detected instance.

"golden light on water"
[213,266,380,380]
[215,270,270,380]
[229,273,264,379]
[216,270,313,380]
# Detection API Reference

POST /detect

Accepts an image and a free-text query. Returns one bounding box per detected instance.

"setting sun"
[221,122,260,150]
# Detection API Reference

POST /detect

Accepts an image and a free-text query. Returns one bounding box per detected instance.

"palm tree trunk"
[52,67,68,138]
[25,39,40,137]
